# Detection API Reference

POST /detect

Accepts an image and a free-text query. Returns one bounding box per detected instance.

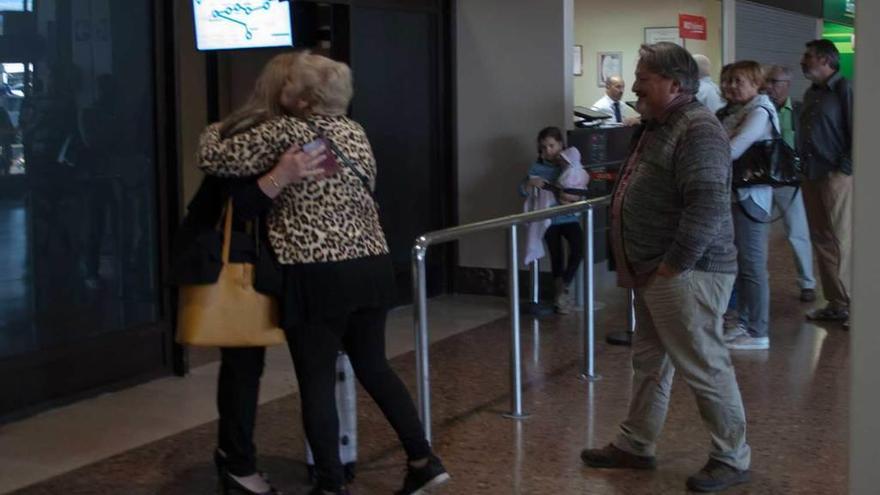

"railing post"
[628,289,636,332]
[531,259,539,305]
[410,196,611,441]
[579,205,601,381]
[412,242,432,443]
[504,224,530,419]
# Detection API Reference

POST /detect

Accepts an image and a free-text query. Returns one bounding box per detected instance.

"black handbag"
[732,107,802,188]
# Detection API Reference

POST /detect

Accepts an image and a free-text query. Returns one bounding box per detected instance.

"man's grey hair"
[638,42,700,95]
[692,54,712,78]
[765,64,792,79]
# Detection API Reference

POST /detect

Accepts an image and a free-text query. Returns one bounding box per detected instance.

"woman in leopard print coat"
[198,52,448,495]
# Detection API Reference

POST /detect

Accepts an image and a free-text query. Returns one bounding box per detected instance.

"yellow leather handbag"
[176,201,286,347]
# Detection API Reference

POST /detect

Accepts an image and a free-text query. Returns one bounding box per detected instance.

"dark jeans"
[217,346,266,476]
[286,307,431,490]
[544,222,584,284]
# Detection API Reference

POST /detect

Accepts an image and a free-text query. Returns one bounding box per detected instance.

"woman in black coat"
[175,151,325,495]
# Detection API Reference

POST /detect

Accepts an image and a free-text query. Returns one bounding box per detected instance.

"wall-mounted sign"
[679,14,707,40]
[644,26,683,47]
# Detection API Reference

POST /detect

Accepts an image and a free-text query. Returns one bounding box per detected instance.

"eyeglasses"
[767,79,791,85]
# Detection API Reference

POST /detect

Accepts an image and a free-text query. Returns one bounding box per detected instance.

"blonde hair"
[305,54,354,116]
[722,60,765,89]
[219,51,319,138]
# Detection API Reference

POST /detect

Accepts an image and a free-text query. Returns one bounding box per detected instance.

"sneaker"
[686,458,750,492]
[554,278,572,315]
[723,323,747,344]
[726,333,769,350]
[806,306,849,321]
[800,288,816,302]
[395,455,450,495]
[580,443,656,470]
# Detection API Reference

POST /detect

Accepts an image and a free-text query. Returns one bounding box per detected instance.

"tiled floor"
[0,294,508,494]
[0,229,851,494]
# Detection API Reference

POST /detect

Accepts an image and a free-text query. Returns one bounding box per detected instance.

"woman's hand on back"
[272,144,327,185]
[258,144,327,198]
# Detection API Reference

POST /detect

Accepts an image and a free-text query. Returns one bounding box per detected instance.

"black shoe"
[395,454,450,495]
[215,449,280,495]
[685,459,750,492]
[580,443,656,470]
[800,288,816,302]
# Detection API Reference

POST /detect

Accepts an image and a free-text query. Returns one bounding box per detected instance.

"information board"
[193,0,293,51]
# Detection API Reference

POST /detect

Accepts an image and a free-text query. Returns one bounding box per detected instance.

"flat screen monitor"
[193,0,293,51]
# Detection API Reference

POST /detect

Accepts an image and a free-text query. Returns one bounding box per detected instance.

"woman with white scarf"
[717,60,779,351]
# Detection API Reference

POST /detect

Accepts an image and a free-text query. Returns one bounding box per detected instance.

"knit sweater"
[617,100,737,275]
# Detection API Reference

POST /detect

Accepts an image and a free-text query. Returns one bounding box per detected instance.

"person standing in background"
[798,39,853,326]
[694,54,726,114]
[591,76,638,124]
[763,65,817,303]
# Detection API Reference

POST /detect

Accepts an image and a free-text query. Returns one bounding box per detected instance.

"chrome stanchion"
[531,259,540,305]
[579,205,601,381]
[504,224,530,419]
[412,241,432,443]
[523,187,553,317]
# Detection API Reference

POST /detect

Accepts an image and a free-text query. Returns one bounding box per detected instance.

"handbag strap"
[757,106,782,140]
[306,120,375,200]
[737,185,800,224]
[221,199,233,264]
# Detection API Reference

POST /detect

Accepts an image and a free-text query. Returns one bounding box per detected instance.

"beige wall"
[574,0,723,108]
[456,0,573,269]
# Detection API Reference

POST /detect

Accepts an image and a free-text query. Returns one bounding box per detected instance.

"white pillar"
[721,0,736,64]
[851,1,880,493]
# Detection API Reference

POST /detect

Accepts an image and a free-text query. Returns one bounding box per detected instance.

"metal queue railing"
[411,195,611,442]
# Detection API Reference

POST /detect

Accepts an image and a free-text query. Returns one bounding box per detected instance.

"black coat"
[171,174,281,296]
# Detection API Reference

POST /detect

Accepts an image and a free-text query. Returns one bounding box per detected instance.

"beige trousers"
[614,271,751,470]
[801,172,852,309]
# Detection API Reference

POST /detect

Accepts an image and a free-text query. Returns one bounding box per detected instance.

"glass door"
[0,0,173,418]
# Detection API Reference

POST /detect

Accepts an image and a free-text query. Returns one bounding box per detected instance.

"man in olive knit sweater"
[581,43,751,493]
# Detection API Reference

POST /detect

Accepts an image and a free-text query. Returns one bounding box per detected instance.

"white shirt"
[696,77,726,114]
[590,94,636,123]
[726,95,779,215]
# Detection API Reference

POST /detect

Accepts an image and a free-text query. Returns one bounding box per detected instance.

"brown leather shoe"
[580,443,656,470]
[685,458,750,492]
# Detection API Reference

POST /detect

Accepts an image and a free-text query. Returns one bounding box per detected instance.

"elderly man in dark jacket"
[798,39,853,326]
[580,43,751,493]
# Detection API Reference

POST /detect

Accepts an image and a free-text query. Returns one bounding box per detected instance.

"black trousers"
[544,222,584,284]
[286,306,431,490]
[217,346,266,476]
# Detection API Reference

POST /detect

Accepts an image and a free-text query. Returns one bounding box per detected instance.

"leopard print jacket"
[198,115,389,264]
